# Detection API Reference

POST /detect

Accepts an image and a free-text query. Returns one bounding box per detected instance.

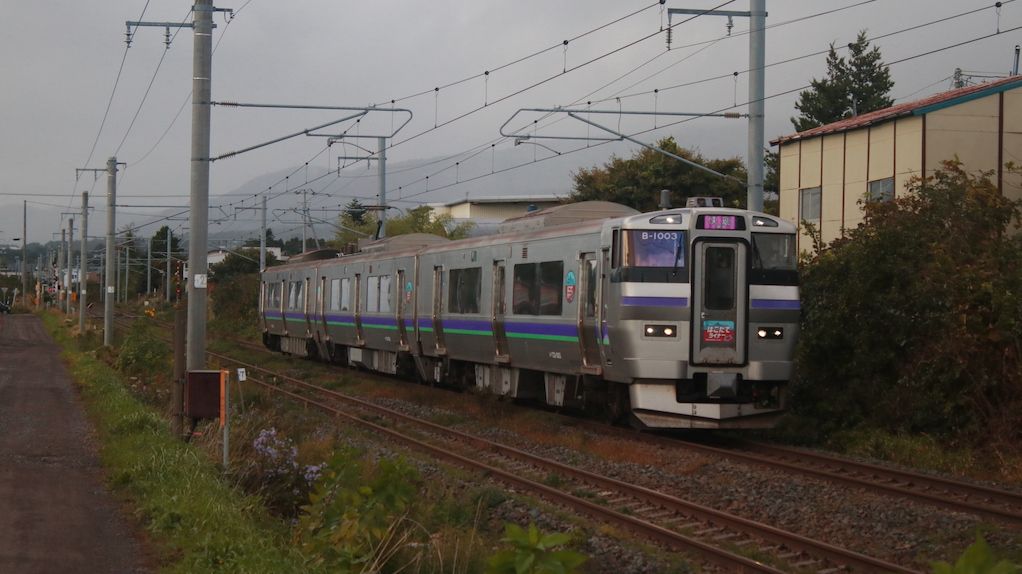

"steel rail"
[204,349,916,574]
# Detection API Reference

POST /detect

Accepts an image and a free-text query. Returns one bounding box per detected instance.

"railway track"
[196,347,916,573]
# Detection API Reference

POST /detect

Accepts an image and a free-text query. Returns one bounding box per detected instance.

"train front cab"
[601,210,799,429]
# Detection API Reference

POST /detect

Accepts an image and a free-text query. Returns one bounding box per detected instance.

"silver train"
[259,201,799,429]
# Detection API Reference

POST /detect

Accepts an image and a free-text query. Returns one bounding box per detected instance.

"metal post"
[1014,45,1020,76]
[124,246,130,303]
[22,201,27,306]
[260,195,266,271]
[378,136,387,239]
[166,230,172,303]
[59,229,66,310]
[747,0,765,212]
[301,190,308,252]
[79,192,88,334]
[67,218,74,314]
[104,157,117,347]
[147,235,152,296]
[187,0,214,370]
[172,306,186,437]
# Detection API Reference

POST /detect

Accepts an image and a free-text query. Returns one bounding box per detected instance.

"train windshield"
[618,230,688,283]
[751,233,798,285]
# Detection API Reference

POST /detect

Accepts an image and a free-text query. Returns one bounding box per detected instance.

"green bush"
[932,535,1019,574]
[793,162,1022,444]
[485,523,587,574]
[296,449,420,573]
[114,319,169,376]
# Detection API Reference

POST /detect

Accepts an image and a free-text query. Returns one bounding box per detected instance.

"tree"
[791,30,893,132]
[570,137,747,211]
[344,198,367,224]
[243,227,284,249]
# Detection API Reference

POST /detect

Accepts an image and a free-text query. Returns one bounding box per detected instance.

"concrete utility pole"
[22,201,27,306]
[147,235,152,296]
[667,3,765,211]
[58,229,65,309]
[260,195,266,270]
[378,137,388,239]
[104,156,119,347]
[301,190,308,252]
[80,192,88,334]
[124,246,130,303]
[67,217,74,314]
[166,230,172,303]
[187,0,214,370]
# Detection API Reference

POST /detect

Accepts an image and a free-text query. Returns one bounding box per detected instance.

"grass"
[40,311,310,573]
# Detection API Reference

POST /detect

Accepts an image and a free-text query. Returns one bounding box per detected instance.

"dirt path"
[0,314,148,573]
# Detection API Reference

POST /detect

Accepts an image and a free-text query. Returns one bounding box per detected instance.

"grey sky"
[2,0,1020,243]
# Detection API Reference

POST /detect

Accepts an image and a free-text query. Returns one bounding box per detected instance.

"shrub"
[114,319,169,377]
[296,449,420,573]
[486,523,587,574]
[932,535,1019,574]
[793,162,1022,444]
[238,427,322,518]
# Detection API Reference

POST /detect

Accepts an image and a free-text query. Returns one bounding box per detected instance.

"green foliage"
[486,523,587,574]
[932,535,1019,574]
[209,252,267,332]
[793,162,1022,444]
[296,449,420,572]
[792,30,894,131]
[114,319,169,376]
[570,136,747,210]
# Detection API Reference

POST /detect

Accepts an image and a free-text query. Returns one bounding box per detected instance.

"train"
[259,200,799,429]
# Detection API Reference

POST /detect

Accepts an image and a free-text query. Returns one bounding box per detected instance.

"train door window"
[799,186,821,224]
[448,267,481,314]
[539,261,563,316]
[379,275,392,313]
[329,279,341,311]
[274,282,283,309]
[296,280,305,311]
[340,278,351,311]
[287,282,297,309]
[512,263,538,315]
[367,276,380,312]
[704,247,736,311]
[585,259,598,318]
[611,229,620,268]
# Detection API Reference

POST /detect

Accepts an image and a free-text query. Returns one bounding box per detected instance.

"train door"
[396,269,408,350]
[691,241,747,365]
[578,253,602,373]
[432,266,446,354]
[492,260,509,362]
[319,276,328,337]
[354,273,365,346]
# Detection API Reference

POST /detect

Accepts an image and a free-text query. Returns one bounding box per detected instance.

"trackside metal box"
[185,370,224,420]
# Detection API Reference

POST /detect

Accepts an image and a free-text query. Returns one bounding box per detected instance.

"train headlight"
[644,324,677,338]
[757,327,784,340]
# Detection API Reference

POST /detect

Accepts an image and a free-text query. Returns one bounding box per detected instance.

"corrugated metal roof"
[772,75,1022,146]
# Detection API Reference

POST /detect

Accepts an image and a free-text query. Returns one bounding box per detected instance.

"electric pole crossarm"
[209,111,370,162]
[667,8,758,17]
[566,112,745,184]
[501,108,745,141]
[215,102,414,139]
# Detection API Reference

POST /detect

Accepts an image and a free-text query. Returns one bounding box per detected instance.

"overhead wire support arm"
[500,107,746,184]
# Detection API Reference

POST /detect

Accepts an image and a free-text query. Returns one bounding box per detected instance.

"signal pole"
[80,192,88,334]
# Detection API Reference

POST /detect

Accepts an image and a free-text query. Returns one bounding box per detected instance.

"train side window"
[367,276,380,312]
[329,279,341,311]
[539,261,563,316]
[585,259,597,318]
[448,267,482,314]
[611,229,620,268]
[340,278,351,311]
[512,263,538,315]
[379,275,392,313]
[287,282,297,309]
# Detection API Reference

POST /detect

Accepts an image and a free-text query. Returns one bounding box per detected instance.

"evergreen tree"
[792,31,893,132]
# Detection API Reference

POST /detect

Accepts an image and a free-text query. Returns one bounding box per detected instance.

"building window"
[868,177,895,202]
[448,267,482,314]
[799,186,821,224]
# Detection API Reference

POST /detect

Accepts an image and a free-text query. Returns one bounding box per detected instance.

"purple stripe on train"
[750,299,801,310]
[621,296,688,307]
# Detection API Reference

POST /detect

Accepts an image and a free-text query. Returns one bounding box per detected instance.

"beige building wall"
[778,141,801,225]
[820,134,845,243]
[895,116,924,194]
[842,129,869,234]
[925,94,999,176]
[1002,89,1022,203]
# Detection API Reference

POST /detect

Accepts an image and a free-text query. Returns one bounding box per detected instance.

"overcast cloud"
[2,0,1020,243]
